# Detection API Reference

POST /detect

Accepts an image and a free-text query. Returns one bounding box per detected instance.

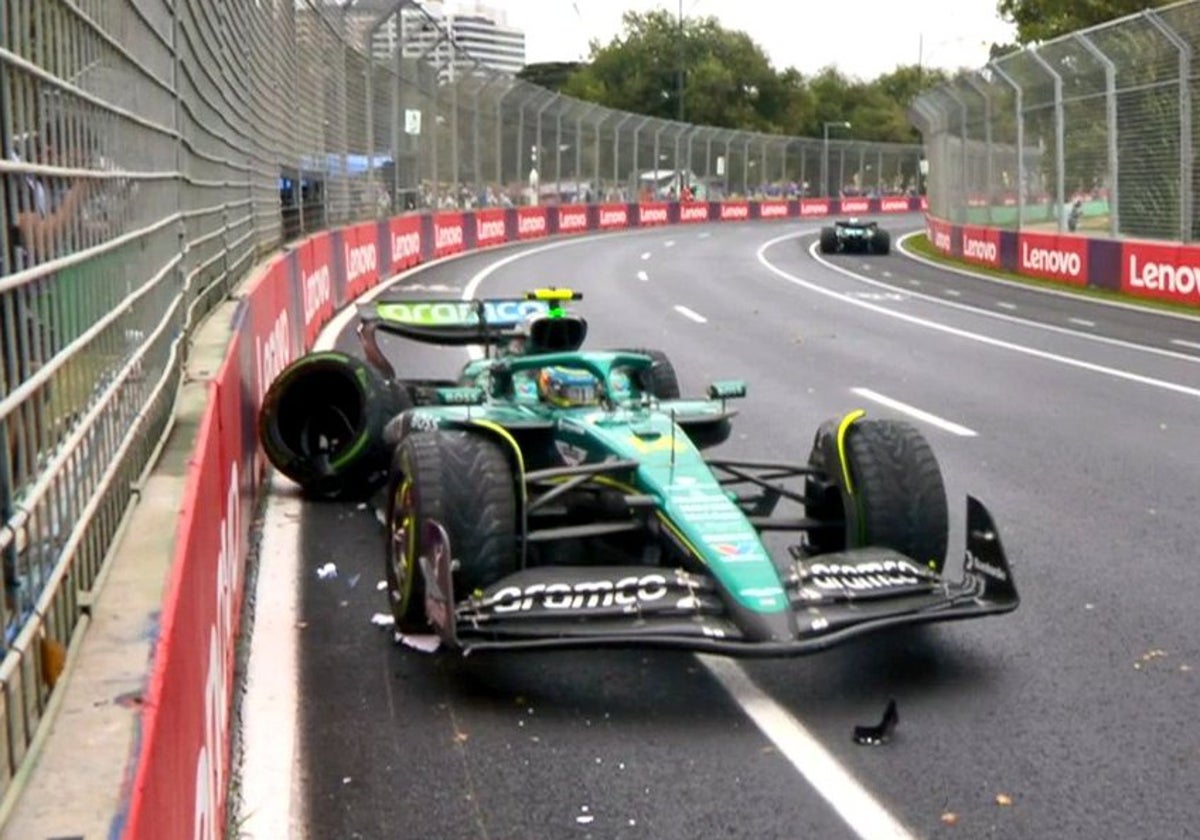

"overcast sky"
[496,0,1016,81]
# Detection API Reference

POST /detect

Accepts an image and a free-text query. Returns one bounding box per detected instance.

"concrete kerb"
[0,253,283,840]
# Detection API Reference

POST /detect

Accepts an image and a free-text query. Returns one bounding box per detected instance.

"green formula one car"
[818,218,892,255]
[259,289,1018,656]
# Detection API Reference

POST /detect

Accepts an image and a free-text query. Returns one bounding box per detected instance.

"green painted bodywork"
[403,350,789,615]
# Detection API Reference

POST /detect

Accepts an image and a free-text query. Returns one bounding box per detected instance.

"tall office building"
[352,0,526,78]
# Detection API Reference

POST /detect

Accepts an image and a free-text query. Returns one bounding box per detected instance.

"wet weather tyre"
[617,347,681,399]
[871,229,891,255]
[819,227,839,254]
[805,419,948,572]
[385,431,518,632]
[258,351,407,499]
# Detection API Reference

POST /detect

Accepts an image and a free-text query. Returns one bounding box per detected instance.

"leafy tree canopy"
[557,11,948,143]
[995,0,1177,46]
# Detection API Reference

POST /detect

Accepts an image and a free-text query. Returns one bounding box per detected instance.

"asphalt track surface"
[245,215,1200,840]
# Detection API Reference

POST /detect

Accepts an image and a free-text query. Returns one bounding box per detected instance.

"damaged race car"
[258,288,1018,657]
[819,218,892,255]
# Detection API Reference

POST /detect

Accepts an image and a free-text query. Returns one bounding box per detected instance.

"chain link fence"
[912,0,1200,241]
[0,0,921,800]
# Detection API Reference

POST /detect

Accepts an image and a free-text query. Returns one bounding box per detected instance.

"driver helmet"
[537,366,600,408]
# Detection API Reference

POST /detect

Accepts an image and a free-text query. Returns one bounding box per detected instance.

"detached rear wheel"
[805,418,948,572]
[385,431,519,633]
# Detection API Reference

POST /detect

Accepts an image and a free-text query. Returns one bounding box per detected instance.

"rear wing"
[360,297,552,346]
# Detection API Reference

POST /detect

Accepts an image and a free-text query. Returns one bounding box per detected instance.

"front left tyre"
[385,430,519,633]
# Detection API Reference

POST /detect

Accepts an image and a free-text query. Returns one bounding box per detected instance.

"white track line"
[698,656,918,840]
[1068,317,1096,328]
[997,301,1017,311]
[1171,338,1200,351]
[674,305,708,324]
[850,388,977,437]
[791,235,1200,385]
[237,473,307,840]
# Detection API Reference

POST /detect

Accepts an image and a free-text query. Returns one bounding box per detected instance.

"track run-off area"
[236,215,1200,840]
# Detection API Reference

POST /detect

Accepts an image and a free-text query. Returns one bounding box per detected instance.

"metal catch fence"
[0,0,922,802]
[911,0,1200,241]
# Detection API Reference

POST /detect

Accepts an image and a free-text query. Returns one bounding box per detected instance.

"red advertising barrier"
[800,199,832,217]
[678,201,710,223]
[433,211,466,258]
[296,234,333,348]
[557,204,589,234]
[475,207,507,248]
[389,214,422,274]
[920,196,929,211]
[516,206,549,239]
[960,224,1001,268]
[1017,230,1088,285]
[342,222,380,301]
[1122,239,1200,306]
[598,203,630,230]
[926,216,953,254]
[638,202,669,226]
[758,200,790,219]
[840,197,870,215]
[880,197,911,214]
[719,201,750,221]
[246,259,298,411]
[124,343,247,840]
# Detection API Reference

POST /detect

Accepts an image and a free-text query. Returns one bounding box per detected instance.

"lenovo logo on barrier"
[344,242,377,286]
[558,208,588,232]
[435,223,464,250]
[518,213,547,236]
[800,200,830,217]
[961,229,999,266]
[392,229,420,264]
[680,203,709,222]
[256,309,291,412]
[302,264,331,326]
[600,207,628,228]
[1128,252,1200,300]
[640,205,669,225]
[477,217,506,244]
[1021,240,1084,281]
[881,197,910,213]
[841,198,870,214]
[720,203,749,220]
[760,202,789,218]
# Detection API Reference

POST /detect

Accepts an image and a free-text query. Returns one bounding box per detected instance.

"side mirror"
[707,380,747,400]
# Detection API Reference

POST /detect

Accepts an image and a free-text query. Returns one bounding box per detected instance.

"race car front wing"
[414,496,1019,658]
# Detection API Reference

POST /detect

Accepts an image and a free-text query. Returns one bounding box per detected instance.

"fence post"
[989,60,1025,230]
[1027,48,1065,232]
[1146,10,1193,242]
[1071,33,1119,237]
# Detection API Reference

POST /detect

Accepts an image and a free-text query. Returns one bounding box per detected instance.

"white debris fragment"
[628,819,637,826]
[316,562,338,579]
[618,763,625,770]
[376,580,388,591]
[399,634,441,653]
[342,776,352,785]
[375,508,387,526]
[357,502,368,510]
[347,573,362,589]
[575,816,594,825]
[370,613,396,627]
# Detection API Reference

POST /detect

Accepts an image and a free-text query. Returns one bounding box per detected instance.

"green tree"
[516,62,584,93]
[995,0,1174,47]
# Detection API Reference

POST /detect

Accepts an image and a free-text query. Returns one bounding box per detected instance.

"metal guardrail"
[911,0,1200,241]
[0,0,921,800]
